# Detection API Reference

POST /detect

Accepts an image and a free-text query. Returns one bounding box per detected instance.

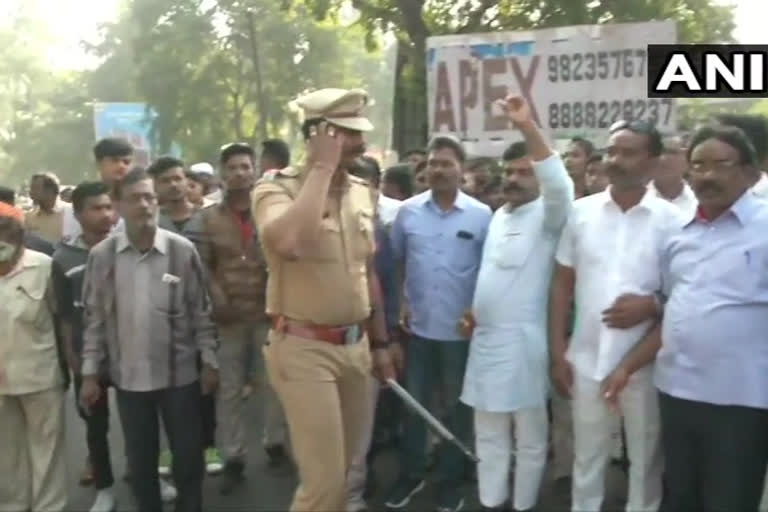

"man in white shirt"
[649,135,697,218]
[460,95,573,512]
[550,120,683,512]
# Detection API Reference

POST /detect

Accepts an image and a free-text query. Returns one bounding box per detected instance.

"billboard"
[426,21,677,157]
[93,103,155,167]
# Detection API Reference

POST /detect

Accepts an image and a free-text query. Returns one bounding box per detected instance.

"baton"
[386,378,480,463]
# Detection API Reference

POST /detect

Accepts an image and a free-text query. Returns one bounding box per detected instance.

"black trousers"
[201,393,216,449]
[659,392,768,512]
[116,382,204,512]
[196,356,216,449]
[73,375,115,490]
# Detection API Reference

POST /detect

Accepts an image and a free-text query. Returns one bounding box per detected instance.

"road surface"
[65,385,629,511]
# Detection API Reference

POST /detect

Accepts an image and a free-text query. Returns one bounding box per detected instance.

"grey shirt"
[81,228,217,391]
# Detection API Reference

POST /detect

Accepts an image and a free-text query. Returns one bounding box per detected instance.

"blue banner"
[93,103,182,167]
[93,103,156,167]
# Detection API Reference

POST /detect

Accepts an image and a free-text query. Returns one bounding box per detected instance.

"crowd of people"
[0,86,767,512]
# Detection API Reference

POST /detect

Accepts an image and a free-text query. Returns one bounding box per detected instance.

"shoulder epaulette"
[349,175,370,187]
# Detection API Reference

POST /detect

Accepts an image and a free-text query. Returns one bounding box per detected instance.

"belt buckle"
[344,324,360,345]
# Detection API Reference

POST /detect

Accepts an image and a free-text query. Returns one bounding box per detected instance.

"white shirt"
[752,172,768,199]
[555,188,685,381]
[461,154,573,412]
[378,194,402,226]
[649,181,697,219]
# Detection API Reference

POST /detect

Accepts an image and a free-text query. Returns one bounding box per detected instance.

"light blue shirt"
[461,154,573,412]
[391,190,491,341]
[655,191,768,409]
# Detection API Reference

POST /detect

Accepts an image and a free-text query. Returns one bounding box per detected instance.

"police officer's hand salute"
[306,121,345,173]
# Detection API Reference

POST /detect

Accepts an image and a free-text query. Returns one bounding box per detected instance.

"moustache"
[503,184,523,193]
[606,164,626,175]
[695,181,724,195]
[346,145,367,155]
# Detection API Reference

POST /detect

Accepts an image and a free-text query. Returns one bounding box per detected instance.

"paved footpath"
[65,385,628,511]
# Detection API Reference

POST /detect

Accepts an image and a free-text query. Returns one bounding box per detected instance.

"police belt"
[271,315,364,346]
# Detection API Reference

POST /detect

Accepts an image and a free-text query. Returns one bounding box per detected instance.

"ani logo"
[648,45,768,98]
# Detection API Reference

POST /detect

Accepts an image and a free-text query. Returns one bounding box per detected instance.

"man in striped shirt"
[80,168,218,512]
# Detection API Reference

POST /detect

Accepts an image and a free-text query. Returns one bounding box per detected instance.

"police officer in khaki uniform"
[252,88,402,512]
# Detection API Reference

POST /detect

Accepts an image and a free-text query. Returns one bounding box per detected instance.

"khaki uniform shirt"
[251,167,376,326]
[24,205,64,244]
[0,249,63,395]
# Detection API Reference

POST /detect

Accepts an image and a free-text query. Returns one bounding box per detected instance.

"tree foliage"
[296,0,736,152]
[0,0,394,185]
[0,0,738,185]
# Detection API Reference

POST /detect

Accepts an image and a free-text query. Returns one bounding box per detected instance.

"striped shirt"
[81,228,217,391]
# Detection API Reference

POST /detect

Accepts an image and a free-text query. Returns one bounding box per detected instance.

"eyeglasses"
[689,160,741,174]
[609,119,656,135]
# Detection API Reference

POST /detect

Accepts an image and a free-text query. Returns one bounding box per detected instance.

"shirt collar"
[423,189,471,211]
[115,228,168,255]
[600,186,656,212]
[3,248,44,280]
[649,180,695,203]
[73,235,90,250]
[686,189,759,227]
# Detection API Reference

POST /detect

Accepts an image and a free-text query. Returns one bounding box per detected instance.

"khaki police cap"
[294,88,374,132]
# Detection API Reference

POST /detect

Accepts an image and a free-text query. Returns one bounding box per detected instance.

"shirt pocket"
[149,280,183,316]
[10,273,53,334]
[708,247,764,299]
[353,209,375,261]
[305,216,342,262]
[451,232,482,273]
[492,231,535,269]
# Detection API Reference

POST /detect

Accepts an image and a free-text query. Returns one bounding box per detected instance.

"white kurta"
[461,153,574,413]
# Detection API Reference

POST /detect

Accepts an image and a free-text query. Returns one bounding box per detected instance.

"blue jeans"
[398,335,471,485]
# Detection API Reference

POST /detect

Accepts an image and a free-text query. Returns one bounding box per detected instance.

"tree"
[295,0,736,154]
[123,0,394,163]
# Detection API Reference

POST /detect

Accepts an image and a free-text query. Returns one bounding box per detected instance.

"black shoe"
[478,505,511,512]
[363,467,377,500]
[384,477,425,509]
[265,444,287,467]
[436,483,465,512]
[219,460,245,496]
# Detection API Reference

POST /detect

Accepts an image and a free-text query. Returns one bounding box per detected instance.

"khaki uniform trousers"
[217,322,287,463]
[0,388,68,512]
[264,329,371,512]
[346,375,379,511]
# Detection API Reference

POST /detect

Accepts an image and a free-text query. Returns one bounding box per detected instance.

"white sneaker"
[160,478,177,503]
[89,489,116,512]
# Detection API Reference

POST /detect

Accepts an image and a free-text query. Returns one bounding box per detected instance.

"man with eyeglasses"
[603,125,768,511]
[549,119,684,512]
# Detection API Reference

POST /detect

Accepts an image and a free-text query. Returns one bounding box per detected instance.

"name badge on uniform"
[162,273,181,284]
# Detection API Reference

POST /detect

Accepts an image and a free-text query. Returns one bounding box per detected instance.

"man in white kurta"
[550,121,684,512]
[460,95,573,512]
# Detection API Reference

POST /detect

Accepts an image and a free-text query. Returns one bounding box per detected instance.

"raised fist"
[499,94,532,127]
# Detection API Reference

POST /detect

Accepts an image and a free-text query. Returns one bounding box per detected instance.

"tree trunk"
[245,9,269,142]
[391,0,430,156]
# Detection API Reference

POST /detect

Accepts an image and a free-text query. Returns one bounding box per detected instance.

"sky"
[0,0,763,70]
